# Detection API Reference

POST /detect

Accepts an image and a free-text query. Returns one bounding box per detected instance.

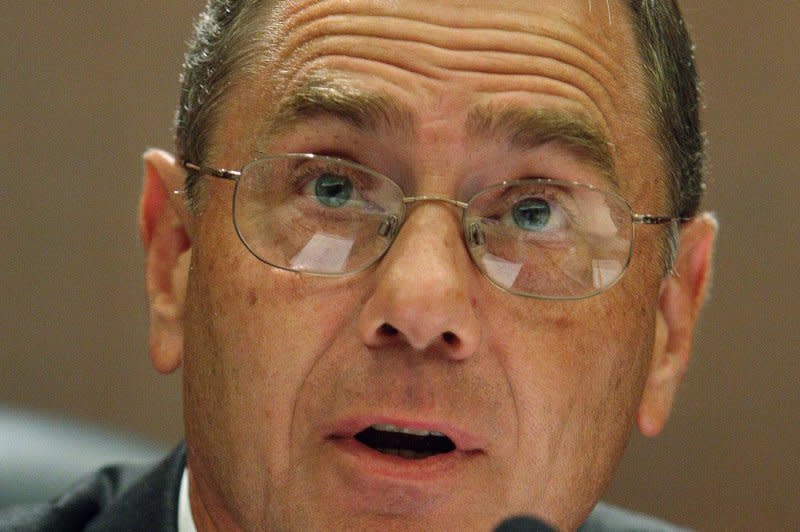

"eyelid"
[293,160,378,203]
[477,180,556,208]
[292,158,355,183]
[479,182,580,226]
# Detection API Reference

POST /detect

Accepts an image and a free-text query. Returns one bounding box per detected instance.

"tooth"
[376,447,400,456]
[399,427,431,436]
[370,424,436,437]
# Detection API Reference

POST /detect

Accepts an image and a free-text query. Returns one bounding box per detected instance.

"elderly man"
[3,0,716,530]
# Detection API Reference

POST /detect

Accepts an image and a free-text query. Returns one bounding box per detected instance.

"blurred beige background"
[1,2,797,530]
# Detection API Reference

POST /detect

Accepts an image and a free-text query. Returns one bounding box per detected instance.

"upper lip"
[326,415,487,453]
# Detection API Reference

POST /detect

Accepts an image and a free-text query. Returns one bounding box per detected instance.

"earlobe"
[140,149,191,374]
[637,213,718,437]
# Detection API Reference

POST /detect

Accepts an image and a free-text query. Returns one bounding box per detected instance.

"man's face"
[178,1,670,529]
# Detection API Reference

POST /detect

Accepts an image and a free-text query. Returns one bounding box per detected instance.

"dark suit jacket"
[0,443,685,531]
[0,444,184,531]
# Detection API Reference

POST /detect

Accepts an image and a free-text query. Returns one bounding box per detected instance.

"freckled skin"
[181,1,668,530]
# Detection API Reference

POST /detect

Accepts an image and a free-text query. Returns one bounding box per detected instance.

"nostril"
[379,323,399,337]
[442,331,459,346]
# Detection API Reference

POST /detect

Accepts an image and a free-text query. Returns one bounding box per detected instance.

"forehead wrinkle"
[466,104,618,187]
[277,16,619,108]
[264,73,414,141]
[274,2,625,93]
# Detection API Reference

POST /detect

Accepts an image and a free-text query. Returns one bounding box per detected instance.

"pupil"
[314,173,353,207]
[512,198,550,230]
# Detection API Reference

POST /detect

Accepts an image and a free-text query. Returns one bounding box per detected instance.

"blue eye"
[512,198,551,231]
[314,173,353,207]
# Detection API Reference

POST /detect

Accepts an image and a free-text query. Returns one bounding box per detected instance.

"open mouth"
[354,424,457,459]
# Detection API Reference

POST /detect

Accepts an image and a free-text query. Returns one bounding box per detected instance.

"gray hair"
[628,0,705,220]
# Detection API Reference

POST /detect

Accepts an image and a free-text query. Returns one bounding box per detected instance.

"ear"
[637,212,718,437]
[139,148,191,374]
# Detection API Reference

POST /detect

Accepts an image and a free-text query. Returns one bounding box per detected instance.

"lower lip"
[328,436,475,483]
[323,437,485,516]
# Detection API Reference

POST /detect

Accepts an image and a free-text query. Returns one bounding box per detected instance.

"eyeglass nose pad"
[467,221,485,246]
[378,215,399,238]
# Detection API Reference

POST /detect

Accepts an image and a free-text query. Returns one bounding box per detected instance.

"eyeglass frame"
[182,153,688,300]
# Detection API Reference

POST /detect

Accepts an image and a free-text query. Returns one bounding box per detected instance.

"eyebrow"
[266,74,413,140]
[265,76,617,186]
[465,104,618,187]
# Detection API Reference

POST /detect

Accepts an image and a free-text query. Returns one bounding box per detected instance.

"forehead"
[264,1,640,93]
[217,0,652,191]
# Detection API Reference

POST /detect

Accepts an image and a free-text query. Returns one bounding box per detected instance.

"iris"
[314,173,353,207]
[512,198,551,231]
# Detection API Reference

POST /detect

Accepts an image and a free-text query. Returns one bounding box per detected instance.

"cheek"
[181,203,364,522]
[184,241,355,436]
[491,289,652,396]
[484,283,655,510]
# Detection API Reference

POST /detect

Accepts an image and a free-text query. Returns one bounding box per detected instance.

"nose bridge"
[358,199,481,359]
[391,195,471,261]
[390,197,469,284]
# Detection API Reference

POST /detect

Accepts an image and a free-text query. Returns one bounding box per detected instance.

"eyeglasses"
[184,153,682,300]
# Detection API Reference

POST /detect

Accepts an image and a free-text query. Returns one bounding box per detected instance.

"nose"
[358,202,481,360]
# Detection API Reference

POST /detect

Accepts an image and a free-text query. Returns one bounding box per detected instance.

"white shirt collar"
[178,467,198,532]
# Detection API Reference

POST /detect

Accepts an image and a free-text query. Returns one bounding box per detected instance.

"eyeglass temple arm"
[633,214,692,225]
[183,161,241,181]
